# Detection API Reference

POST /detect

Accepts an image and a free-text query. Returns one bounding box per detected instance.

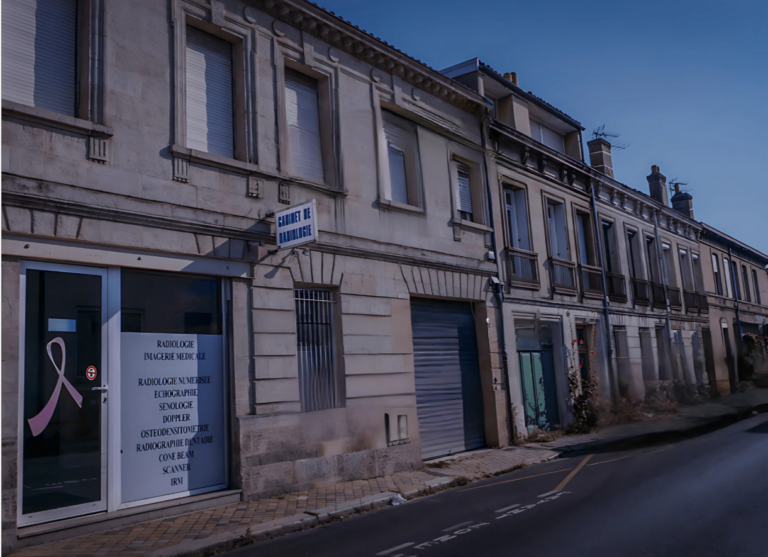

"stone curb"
[549,403,768,457]
[146,492,401,557]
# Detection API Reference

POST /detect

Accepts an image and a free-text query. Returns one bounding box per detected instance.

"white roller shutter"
[186,27,234,158]
[2,0,77,117]
[457,161,473,218]
[285,68,324,183]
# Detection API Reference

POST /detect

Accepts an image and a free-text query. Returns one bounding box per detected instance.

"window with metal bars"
[294,289,337,412]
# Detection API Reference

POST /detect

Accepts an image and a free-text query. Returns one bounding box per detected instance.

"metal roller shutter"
[410,298,485,459]
[284,68,324,183]
[2,0,78,117]
[457,161,473,217]
[186,26,234,158]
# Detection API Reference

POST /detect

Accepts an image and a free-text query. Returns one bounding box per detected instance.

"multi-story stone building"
[442,59,733,436]
[1,0,510,550]
[697,225,768,391]
[3,1,767,552]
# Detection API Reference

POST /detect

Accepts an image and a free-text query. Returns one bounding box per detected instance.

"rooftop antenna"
[668,178,692,196]
[592,124,628,151]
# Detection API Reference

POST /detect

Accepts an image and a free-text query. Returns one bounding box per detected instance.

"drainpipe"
[589,181,617,402]
[728,246,743,386]
[480,115,515,445]
[653,210,675,381]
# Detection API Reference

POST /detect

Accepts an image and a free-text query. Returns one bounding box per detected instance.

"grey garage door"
[410,298,486,459]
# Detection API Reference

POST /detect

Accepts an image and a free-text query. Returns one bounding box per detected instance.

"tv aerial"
[592,124,628,151]
[668,178,692,195]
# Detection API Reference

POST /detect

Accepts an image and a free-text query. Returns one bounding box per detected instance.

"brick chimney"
[503,72,518,86]
[587,138,613,178]
[646,165,668,206]
[671,183,693,218]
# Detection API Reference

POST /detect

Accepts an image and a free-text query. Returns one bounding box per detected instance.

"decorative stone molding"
[521,146,531,167]
[247,176,263,198]
[173,156,189,183]
[539,154,548,174]
[400,264,487,301]
[279,182,291,204]
[88,136,108,164]
[250,0,485,114]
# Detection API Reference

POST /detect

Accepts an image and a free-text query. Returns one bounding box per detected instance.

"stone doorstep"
[145,492,401,557]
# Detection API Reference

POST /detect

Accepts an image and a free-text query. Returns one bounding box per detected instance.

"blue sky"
[317,0,768,255]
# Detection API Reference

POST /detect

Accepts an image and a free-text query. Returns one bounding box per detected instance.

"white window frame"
[449,151,487,226]
[529,118,565,153]
[545,196,570,261]
[722,256,734,299]
[376,108,423,210]
[503,184,531,252]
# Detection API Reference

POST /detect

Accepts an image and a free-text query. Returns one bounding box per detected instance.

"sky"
[317,0,768,255]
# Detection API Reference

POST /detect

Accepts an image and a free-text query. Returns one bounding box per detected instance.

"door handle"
[92,386,109,391]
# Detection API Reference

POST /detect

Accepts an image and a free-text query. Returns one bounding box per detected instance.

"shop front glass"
[19,263,227,526]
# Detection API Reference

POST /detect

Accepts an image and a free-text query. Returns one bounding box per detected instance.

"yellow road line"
[587,445,673,467]
[553,454,593,492]
[459,467,574,492]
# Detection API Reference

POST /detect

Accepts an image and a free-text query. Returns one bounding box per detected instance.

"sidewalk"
[11,387,768,557]
[523,386,768,454]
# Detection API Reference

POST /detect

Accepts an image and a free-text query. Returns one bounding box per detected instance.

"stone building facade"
[3,0,767,552]
[2,0,508,550]
[443,59,727,437]
[697,225,768,391]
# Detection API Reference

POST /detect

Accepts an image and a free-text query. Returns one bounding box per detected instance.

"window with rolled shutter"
[285,68,324,183]
[2,0,78,117]
[186,27,234,158]
[383,117,410,204]
[457,161,473,221]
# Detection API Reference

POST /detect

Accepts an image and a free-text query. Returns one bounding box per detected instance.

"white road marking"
[376,542,415,555]
[495,504,521,513]
[537,491,558,498]
[442,521,474,532]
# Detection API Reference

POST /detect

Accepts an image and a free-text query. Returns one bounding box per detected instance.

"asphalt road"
[227,415,768,557]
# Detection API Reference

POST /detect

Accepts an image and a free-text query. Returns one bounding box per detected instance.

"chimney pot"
[587,138,613,178]
[503,72,518,86]
[651,164,660,173]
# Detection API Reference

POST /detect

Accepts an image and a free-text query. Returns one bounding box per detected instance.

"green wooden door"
[518,350,559,432]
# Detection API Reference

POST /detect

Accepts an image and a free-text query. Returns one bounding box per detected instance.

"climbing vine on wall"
[566,319,600,433]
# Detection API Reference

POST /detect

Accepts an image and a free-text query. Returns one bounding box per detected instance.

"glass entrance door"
[19,262,108,525]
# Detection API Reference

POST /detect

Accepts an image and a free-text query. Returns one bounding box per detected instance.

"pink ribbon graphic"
[27,337,83,437]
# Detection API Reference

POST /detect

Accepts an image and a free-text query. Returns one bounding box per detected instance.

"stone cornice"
[3,188,495,277]
[248,0,487,115]
[490,122,702,242]
[1,190,273,243]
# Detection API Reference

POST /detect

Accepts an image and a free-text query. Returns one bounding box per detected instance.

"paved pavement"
[9,447,557,556]
[225,413,768,557]
[11,386,768,557]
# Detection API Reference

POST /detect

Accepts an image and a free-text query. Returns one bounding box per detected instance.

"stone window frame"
[170,0,255,181]
[448,143,490,229]
[373,104,425,213]
[571,200,599,268]
[658,236,679,288]
[622,223,651,281]
[274,40,340,191]
[541,191,572,262]
[1,0,111,162]
[500,177,534,253]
